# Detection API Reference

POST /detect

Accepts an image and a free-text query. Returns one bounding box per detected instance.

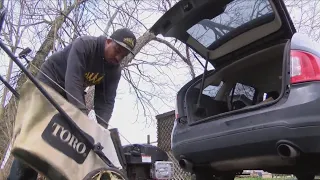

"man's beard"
[104,59,119,68]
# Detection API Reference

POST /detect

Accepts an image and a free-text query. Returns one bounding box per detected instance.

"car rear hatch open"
[150,0,296,68]
[150,0,297,122]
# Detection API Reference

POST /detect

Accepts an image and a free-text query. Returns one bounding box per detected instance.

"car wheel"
[295,173,315,180]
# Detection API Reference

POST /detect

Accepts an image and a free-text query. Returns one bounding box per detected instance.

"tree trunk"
[121,31,156,66]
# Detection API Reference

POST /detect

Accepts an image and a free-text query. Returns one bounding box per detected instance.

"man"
[7,28,137,180]
[38,27,136,128]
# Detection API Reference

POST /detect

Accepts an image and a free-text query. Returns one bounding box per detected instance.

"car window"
[230,83,256,106]
[186,0,274,49]
[202,82,224,98]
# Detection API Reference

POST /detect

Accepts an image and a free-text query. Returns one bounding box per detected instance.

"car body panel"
[172,82,320,169]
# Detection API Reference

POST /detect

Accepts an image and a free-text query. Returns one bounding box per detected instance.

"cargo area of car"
[185,42,289,122]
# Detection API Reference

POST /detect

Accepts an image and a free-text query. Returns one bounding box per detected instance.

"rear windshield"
[187,0,275,50]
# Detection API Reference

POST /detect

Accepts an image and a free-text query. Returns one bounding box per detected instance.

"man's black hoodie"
[39,35,121,126]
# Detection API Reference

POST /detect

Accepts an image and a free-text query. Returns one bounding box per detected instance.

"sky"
[0,0,319,149]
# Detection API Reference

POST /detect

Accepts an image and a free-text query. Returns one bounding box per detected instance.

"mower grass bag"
[10,79,126,180]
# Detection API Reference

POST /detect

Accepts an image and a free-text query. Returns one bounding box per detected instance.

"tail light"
[290,50,320,84]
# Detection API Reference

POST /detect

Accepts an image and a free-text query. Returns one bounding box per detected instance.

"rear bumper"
[171,82,320,166]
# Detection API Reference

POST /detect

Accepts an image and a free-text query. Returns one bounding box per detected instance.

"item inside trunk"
[186,42,287,122]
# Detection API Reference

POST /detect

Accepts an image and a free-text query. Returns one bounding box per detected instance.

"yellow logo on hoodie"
[84,72,104,85]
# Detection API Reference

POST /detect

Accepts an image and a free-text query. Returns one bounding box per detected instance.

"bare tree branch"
[153,36,195,79]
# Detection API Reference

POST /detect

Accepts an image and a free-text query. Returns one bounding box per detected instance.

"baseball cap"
[110,28,137,55]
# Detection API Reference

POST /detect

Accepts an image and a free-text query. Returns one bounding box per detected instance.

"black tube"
[0,75,19,99]
[0,40,115,168]
[17,48,31,64]
[22,56,30,64]
[191,51,204,68]
[196,59,209,107]
[18,47,32,59]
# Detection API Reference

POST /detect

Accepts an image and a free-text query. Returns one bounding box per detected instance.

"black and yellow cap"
[110,28,136,55]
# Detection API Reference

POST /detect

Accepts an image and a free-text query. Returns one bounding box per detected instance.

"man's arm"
[65,37,88,114]
[94,68,121,127]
